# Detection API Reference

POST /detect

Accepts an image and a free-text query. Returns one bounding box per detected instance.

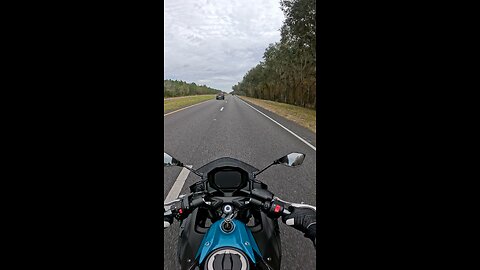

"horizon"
[163,78,229,93]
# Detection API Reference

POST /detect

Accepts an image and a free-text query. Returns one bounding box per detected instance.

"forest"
[164,80,222,97]
[232,0,316,109]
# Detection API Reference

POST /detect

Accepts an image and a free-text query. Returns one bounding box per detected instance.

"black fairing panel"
[252,212,282,270]
[196,157,259,175]
[177,209,204,270]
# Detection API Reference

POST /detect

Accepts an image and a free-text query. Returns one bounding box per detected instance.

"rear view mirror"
[254,152,306,177]
[276,153,305,167]
[164,152,183,167]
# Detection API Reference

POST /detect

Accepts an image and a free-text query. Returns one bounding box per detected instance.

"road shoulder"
[164,95,215,114]
[237,96,316,147]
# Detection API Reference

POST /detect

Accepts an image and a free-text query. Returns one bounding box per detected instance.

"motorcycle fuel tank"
[195,218,262,265]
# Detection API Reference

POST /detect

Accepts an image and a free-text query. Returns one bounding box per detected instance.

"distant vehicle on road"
[216,93,225,100]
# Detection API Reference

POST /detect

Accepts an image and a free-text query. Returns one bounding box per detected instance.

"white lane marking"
[164,165,192,203]
[220,107,224,111]
[164,100,211,117]
[238,98,316,151]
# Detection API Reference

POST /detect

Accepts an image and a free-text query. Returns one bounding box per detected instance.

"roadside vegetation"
[239,96,316,133]
[232,0,316,109]
[164,95,215,113]
[164,80,221,97]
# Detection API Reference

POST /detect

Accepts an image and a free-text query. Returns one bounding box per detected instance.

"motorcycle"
[164,152,309,270]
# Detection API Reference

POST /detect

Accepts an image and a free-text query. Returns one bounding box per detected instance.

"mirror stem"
[253,162,277,177]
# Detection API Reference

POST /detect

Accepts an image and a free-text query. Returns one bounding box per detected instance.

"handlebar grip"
[189,197,204,209]
[251,189,274,201]
[249,198,265,207]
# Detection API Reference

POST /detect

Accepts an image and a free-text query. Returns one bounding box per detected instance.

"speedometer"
[208,167,247,192]
[213,170,242,189]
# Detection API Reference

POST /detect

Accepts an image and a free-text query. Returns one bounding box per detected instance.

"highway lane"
[164,95,317,269]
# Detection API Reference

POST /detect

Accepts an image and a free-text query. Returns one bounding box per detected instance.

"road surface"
[164,95,317,269]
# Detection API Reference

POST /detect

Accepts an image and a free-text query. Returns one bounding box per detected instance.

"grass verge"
[164,95,215,113]
[239,96,316,133]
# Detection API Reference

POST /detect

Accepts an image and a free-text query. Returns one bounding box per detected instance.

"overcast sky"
[164,0,284,92]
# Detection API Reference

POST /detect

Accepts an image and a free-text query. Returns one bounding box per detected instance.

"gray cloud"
[164,0,284,92]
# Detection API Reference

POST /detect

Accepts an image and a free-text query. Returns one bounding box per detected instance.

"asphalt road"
[164,95,317,269]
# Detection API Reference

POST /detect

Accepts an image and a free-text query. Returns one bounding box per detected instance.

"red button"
[274,205,281,213]
[179,209,183,214]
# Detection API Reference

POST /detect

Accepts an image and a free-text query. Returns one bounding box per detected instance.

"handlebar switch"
[268,202,285,218]
[174,208,185,220]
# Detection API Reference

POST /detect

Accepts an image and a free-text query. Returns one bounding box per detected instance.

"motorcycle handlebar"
[248,197,291,217]
[164,192,293,228]
[189,197,206,209]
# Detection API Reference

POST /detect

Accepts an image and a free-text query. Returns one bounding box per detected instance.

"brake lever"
[273,196,316,212]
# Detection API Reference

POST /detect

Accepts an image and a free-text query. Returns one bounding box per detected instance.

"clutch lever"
[164,194,185,207]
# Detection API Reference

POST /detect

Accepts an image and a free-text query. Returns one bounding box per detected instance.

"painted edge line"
[164,100,211,117]
[238,98,316,151]
[164,165,192,204]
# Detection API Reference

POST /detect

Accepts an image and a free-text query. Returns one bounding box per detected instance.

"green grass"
[164,95,215,113]
[240,96,316,133]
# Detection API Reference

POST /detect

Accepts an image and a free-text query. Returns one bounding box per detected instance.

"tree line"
[232,0,316,109]
[164,80,222,97]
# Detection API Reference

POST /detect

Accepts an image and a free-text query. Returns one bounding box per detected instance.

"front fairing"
[196,157,259,175]
[195,218,262,265]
